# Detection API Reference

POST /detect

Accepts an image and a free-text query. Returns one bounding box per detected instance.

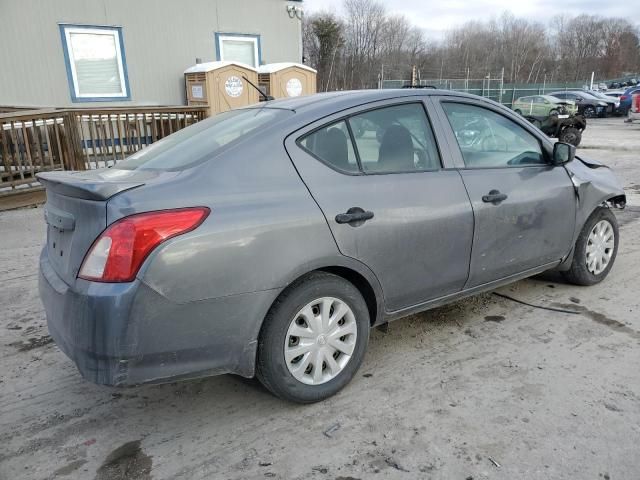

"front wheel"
[583,106,596,118]
[563,207,619,286]
[256,272,370,403]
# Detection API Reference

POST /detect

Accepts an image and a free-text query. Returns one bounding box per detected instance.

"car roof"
[254,89,486,115]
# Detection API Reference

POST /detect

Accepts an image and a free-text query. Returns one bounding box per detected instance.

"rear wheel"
[558,127,582,146]
[563,207,619,286]
[256,272,370,403]
[514,109,522,115]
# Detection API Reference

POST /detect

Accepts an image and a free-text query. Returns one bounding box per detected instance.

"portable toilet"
[184,61,260,115]
[257,63,317,99]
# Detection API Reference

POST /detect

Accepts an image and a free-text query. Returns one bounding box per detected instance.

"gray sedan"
[38,90,626,403]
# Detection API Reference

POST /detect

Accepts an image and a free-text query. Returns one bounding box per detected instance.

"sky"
[303,0,640,39]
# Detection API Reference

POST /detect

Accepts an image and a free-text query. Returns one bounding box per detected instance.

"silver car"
[38,90,626,403]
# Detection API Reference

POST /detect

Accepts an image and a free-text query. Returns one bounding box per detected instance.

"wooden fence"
[0,106,209,199]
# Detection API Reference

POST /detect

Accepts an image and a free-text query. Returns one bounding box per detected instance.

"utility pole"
[590,71,595,90]
[411,65,417,87]
[486,73,490,99]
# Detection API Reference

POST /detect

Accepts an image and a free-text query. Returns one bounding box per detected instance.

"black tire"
[558,127,582,146]
[549,108,559,117]
[583,106,596,118]
[256,272,370,403]
[563,207,619,286]
[514,109,522,115]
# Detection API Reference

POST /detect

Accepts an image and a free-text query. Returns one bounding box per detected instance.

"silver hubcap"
[284,297,357,385]
[586,220,615,275]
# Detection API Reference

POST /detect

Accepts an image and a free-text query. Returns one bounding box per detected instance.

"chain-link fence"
[382,77,590,107]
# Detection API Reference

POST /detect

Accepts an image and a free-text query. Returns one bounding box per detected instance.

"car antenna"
[242,76,274,101]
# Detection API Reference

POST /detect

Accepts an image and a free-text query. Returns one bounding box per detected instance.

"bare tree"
[302,4,640,90]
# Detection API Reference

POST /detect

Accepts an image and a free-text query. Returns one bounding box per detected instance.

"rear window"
[114,108,292,171]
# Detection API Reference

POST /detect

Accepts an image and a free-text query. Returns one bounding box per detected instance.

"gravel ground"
[1,118,639,480]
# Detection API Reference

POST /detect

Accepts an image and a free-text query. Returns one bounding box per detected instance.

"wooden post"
[62,112,86,170]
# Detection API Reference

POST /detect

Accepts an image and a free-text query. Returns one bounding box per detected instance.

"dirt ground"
[1,118,639,480]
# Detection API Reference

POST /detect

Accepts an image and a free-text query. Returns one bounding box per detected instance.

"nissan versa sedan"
[38,90,626,403]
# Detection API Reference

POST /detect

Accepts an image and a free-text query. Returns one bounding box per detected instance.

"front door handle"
[335,207,374,225]
[482,190,508,205]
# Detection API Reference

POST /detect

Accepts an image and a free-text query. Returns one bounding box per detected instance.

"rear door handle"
[482,190,508,205]
[335,207,374,225]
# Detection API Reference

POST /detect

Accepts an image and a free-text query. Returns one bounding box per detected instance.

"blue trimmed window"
[215,33,262,68]
[59,24,130,102]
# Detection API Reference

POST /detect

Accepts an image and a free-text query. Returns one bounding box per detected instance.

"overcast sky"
[303,0,640,39]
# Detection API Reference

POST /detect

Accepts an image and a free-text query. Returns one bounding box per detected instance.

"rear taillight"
[620,95,629,101]
[79,207,210,282]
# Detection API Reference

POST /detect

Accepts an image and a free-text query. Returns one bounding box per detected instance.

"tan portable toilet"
[257,63,317,99]
[184,61,260,115]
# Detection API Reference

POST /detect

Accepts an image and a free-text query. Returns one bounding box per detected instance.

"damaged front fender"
[566,155,626,210]
[556,155,626,271]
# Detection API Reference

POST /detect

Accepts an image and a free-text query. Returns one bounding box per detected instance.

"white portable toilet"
[257,63,317,99]
[184,61,260,115]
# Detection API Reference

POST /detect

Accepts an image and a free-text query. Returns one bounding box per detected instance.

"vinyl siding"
[0,0,302,106]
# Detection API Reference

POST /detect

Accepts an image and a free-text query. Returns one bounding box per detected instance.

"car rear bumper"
[39,249,279,386]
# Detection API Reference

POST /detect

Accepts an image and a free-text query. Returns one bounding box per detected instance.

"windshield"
[114,108,292,171]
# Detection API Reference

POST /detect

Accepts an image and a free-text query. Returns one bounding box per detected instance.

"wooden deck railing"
[0,106,208,198]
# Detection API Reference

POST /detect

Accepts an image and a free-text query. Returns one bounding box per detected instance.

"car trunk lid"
[37,168,162,286]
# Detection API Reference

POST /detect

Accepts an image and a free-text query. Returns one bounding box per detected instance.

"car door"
[432,97,577,288]
[285,99,474,312]
[564,93,583,111]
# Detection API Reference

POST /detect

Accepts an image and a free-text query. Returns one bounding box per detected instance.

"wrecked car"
[512,95,578,117]
[38,90,626,403]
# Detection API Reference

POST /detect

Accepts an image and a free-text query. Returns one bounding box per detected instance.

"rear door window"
[298,120,359,173]
[348,103,441,173]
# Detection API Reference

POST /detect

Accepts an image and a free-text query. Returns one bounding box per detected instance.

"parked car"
[585,90,623,115]
[37,90,626,403]
[512,95,577,117]
[597,83,608,91]
[549,91,609,118]
[604,90,625,99]
[619,85,640,115]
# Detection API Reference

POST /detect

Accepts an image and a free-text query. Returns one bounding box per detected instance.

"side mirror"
[552,142,576,165]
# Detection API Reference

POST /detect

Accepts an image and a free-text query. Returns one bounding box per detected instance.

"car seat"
[378,125,414,171]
